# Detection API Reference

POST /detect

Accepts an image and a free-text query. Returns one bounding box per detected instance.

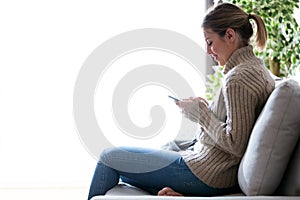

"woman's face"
[204,28,236,66]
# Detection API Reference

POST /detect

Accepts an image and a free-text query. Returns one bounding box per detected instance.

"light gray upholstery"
[276,139,300,195]
[92,196,300,200]
[238,79,300,195]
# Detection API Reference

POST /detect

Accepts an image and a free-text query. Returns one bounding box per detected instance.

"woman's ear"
[225,28,236,42]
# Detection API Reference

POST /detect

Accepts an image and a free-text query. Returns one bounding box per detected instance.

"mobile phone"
[168,95,180,101]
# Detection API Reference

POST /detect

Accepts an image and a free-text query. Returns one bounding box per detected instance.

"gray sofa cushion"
[105,183,151,196]
[276,139,300,195]
[238,79,300,195]
[93,196,300,200]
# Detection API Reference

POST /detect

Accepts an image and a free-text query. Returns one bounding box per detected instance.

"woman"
[88,3,275,199]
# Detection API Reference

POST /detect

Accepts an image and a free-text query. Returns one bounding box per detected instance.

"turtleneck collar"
[223,45,256,74]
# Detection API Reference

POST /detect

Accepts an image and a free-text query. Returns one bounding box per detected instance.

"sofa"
[91,78,300,200]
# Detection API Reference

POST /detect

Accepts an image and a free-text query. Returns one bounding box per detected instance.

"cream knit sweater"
[181,45,275,188]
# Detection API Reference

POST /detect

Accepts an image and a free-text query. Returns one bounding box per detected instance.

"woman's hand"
[176,97,208,123]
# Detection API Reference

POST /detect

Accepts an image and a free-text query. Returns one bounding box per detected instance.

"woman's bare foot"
[157,187,183,196]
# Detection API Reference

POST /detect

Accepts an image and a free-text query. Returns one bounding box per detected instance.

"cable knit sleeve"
[193,77,257,157]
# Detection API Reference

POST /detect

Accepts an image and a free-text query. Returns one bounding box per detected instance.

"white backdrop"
[0,0,207,187]
[1,0,299,189]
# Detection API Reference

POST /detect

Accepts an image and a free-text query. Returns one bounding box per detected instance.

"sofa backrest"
[276,139,300,195]
[237,79,300,196]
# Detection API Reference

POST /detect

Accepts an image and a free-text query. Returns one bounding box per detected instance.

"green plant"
[206,65,224,102]
[227,0,300,77]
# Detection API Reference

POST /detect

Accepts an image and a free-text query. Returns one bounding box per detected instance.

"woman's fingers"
[177,100,195,113]
[194,97,209,106]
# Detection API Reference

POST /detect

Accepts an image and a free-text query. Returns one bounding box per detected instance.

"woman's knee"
[99,146,150,163]
[99,147,120,165]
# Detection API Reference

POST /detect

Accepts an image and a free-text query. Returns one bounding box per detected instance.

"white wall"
[0,0,206,187]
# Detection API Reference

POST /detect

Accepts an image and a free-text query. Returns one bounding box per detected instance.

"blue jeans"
[88,147,236,199]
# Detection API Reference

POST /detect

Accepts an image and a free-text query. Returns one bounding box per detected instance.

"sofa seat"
[91,183,298,199]
[91,182,299,200]
[92,196,300,200]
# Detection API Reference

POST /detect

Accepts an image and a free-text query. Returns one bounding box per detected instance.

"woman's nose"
[206,45,212,54]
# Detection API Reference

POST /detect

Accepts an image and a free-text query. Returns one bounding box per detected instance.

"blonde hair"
[202,3,268,51]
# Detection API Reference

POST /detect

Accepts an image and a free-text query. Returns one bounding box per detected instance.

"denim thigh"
[101,146,234,196]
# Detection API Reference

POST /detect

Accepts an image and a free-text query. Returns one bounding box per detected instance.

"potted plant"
[225,0,300,78]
